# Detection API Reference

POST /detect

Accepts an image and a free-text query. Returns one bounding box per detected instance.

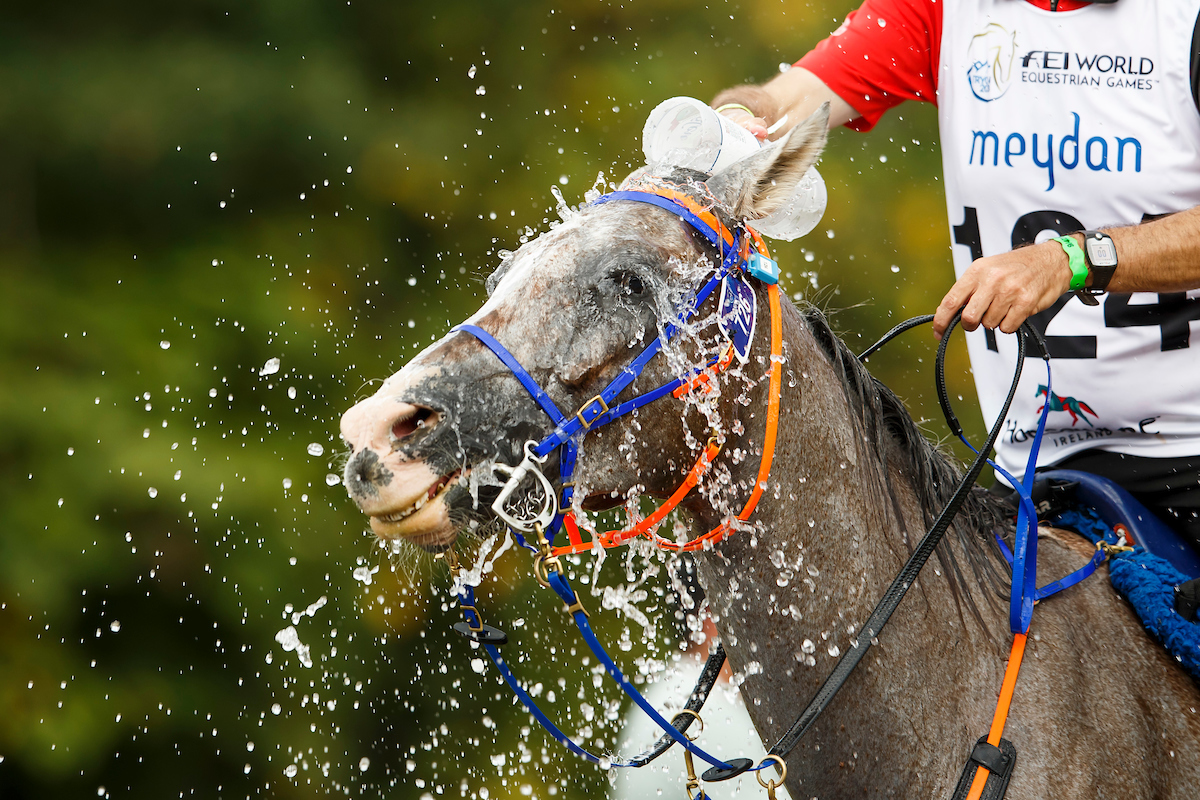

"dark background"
[0,1,980,797]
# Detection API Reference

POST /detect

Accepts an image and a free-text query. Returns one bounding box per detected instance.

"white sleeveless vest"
[938,0,1200,480]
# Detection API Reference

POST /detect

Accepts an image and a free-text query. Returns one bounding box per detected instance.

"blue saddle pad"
[1041,469,1200,579]
[1048,502,1200,681]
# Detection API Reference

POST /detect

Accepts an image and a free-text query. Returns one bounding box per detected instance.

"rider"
[709,0,1200,604]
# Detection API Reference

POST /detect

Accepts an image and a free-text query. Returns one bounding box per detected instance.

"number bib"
[938,0,1200,479]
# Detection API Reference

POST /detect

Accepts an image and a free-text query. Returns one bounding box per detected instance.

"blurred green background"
[0,1,981,798]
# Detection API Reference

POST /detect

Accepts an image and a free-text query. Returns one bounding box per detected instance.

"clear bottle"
[642,96,762,174]
[641,96,826,241]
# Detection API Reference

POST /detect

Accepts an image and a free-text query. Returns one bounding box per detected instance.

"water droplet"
[159,340,170,350]
[475,85,486,95]
[471,658,486,674]
[490,753,506,767]
[828,643,841,657]
[325,473,341,486]
[801,639,815,654]
[209,152,218,162]
[890,265,900,273]
[807,564,820,577]
[358,757,370,771]
[282,478,292,489]
[283,764,298,778]
[307,442,324,457]
[147,487,158,498]
[109,620,121,633]
[287,386,297,399]
[270,703,281,715]
[243,764,251,774]
[259,357,280,376]
[467,65,477,78]
[246,742,255,752]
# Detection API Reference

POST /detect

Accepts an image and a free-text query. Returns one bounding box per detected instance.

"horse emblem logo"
[1036,384,1099,427]
[966,23,1017,102]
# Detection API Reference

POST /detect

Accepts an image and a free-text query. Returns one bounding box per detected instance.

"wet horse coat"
[340,111,1200,797]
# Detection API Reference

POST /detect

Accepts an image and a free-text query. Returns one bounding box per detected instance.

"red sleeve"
[796,0,942,132]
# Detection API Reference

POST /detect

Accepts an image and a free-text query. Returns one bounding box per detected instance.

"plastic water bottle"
[751,167,827,242]
[641,96,826,241]
[642,96,762,174]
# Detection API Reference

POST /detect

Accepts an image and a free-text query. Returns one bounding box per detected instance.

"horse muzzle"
[340,391,462,548]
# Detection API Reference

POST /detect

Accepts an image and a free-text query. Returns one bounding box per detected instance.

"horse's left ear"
[705,102,830,222]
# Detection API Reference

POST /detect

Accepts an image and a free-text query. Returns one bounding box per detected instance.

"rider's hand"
[933,239,1075,341]
[719,108,770,141]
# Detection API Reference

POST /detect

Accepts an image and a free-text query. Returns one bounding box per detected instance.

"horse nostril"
[392,407,437,443]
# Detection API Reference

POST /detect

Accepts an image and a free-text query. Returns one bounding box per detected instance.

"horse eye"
[617,271,645,296]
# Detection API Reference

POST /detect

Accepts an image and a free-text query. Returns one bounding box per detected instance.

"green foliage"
[0,1,984,798]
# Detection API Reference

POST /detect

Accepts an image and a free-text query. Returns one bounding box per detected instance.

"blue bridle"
[446,188,775,777]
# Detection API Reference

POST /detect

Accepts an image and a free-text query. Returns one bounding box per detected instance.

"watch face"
[1085,235,1118,268]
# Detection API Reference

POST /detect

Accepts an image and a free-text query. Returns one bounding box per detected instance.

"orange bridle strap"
[549,242,784,558]
[652,281,783,553]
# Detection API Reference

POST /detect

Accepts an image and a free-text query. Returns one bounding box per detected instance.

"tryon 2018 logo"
[966,23,1018,101]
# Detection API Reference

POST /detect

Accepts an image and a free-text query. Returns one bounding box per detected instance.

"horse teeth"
[376,472,459,524]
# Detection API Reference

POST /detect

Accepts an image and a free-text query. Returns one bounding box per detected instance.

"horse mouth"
[369,469,462,542]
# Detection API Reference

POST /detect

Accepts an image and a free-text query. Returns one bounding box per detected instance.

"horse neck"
[693,302,998,725]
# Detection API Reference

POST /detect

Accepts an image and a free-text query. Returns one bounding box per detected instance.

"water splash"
[550,185,575,221]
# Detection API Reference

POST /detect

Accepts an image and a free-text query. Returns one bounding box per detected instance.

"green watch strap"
[1052,235,1088,291]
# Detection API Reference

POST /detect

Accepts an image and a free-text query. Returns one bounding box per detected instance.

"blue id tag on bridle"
[718,273,757,363]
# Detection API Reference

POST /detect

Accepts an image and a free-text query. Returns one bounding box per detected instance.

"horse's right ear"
[705,102,829,222]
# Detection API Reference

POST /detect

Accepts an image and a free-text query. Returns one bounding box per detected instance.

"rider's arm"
[933,206,1200,339]
[711,68,859,138]
[711,0,941,137]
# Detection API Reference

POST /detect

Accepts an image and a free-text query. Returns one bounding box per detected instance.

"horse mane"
[799,305,1010,625]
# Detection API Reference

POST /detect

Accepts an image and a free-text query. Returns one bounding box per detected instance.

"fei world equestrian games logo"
[967,23,1018,101]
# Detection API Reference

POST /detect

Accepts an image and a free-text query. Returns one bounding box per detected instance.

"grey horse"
[340,108,1200,798]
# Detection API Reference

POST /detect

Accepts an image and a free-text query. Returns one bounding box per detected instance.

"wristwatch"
[1080,230,1118,295]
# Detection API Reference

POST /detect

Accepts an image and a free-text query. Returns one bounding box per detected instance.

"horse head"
[339,105,829,552]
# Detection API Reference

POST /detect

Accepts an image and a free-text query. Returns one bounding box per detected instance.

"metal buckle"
[755,755,788,800]
[678,710,706,799]
[456,604,484,633]
[574,395,610,431]
[1097,540,1134,560]
[530,522,566,589]
[563,595,589,619]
